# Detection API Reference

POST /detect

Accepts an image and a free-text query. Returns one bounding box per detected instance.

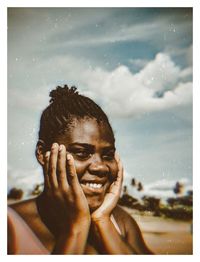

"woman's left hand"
[91,154,123,221]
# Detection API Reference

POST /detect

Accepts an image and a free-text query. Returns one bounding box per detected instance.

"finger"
[113,159,123,190]
[43,151,51,191]
[110,164,124,195]
[49,143,59,189]
[117,159,124,184]
[66,153,80,191]
[114,152,123,182]
[57,144,68,190]
[115,152,120,163]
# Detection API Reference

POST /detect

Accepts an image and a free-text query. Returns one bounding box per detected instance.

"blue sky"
[8,8,192,197]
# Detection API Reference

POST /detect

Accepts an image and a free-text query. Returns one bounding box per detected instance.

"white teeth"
[84,183,103,189]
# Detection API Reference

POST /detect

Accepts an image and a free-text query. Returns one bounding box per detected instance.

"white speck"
[169,23,176,33]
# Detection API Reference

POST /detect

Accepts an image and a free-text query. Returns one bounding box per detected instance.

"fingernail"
[67,154,71,160]
[45,151,50,157]
[59,145,63,152]
[52,143,58,149]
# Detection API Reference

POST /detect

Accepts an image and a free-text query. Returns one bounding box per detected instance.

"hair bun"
[49,85,79,103]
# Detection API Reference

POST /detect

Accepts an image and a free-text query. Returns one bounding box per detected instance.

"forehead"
[63,118,114,146]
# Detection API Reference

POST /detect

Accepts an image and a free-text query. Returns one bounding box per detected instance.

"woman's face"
[55,118,118,211]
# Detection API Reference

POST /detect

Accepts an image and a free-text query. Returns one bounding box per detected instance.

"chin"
[87,196,104,212]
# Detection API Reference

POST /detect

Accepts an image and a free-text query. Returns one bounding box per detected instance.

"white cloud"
[179,66,193,79]
[80,53,192,117]
[165,44,193,67]
[49,15,191,50]
[54,22,162,47]
[9,52,192,118]
[135,53,180,92]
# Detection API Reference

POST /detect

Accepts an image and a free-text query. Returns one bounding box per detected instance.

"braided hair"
[38,85,114,148]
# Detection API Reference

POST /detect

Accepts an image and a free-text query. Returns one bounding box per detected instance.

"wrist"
[91,213,110,224]
[59,216,91,234]
[59,221,90,239]
[73,216,91,229]
[77,213,91,222]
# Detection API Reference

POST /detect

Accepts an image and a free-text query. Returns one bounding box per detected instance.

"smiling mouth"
[81,182,103,189]
[80,181,108,195]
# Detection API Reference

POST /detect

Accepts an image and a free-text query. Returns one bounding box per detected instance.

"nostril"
[88,162,109,176]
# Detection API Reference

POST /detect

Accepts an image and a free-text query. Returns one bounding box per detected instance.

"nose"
[88,154,109,177]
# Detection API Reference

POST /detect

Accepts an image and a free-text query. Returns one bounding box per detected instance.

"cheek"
[109,161,118,181]
[73,160,88,179]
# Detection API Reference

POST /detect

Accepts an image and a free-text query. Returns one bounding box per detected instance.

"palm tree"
[131,178,136,187]
[137,182,143,191]
[173,182,184,195]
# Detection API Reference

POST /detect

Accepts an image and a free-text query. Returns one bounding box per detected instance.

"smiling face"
[55,117,118,211]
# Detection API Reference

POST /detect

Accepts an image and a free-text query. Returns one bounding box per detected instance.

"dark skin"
[10,118,152,254]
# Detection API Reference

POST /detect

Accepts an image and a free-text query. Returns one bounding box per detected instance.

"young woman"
[9,85,152,254]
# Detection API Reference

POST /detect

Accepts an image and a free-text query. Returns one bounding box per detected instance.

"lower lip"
[80,184,105,194]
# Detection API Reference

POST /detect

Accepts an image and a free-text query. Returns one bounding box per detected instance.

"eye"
[71,149,92,160]
[102,151,115,161]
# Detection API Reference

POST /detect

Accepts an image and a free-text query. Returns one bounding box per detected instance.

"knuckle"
[57,174,66,183]
[43,187,53,198]
[52,189,61,199]
[61,185,68,194]
[45,154,49,160]
[49,166,56,174]
[57,165,65,174]
[46,190,52,198]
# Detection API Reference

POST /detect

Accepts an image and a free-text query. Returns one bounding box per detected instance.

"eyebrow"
[68,143,94,149]
[68,143,115,150]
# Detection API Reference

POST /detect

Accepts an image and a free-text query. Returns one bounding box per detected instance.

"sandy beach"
[121,206,192,254]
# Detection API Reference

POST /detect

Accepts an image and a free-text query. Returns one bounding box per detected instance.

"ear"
[35,140,46,166]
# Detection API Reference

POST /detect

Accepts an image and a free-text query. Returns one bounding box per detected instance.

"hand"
[39,143,90,235]
[91,153,123,221]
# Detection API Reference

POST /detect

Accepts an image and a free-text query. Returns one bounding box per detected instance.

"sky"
[7,8,193,198]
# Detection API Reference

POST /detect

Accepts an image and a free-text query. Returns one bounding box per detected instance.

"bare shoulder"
[113,205,135,221]
[113,205,153,254]
[9,198,38,221]
[9,198,54,251]
[113,205,140,234]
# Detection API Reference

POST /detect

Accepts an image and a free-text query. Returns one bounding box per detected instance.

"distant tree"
[142,196,160,211]
[173,182,184,195]
[131,178,136,186]
[137,182,143,191]
[31,184,43,196]
[187,190,193,197]
[123,185,128,194]
[8,188,24,200]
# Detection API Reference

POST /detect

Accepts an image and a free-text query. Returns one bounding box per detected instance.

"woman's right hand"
[42,143,90,235]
